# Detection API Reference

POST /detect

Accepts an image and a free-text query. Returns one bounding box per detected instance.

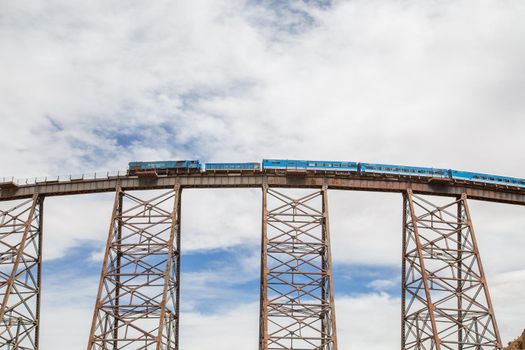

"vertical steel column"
[87,186,181,350]
[321,185,337,349]
[259,186,337,350]
[401,196,407,350]
[0,195,43,350]
[456,198,463,350]
[259,183,269,350]
[402,190,502,350]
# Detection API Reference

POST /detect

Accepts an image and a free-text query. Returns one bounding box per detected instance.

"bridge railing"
[1,170,127,186]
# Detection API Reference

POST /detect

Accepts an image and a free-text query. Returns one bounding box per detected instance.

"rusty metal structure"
[87,187,181,350]
[0,195,43,350]
[0,172,519,349]
[402,190,501,350]
[259,185,337,350]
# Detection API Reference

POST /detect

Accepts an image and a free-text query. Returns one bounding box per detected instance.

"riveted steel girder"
[3,175,525,207]
[0,195,43,350]
[259,185,337,350]
[87,186,181,350]
[402,190,501,350]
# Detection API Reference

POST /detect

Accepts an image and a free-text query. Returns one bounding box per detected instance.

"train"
[128,160,201,175]
[127,159,525,189]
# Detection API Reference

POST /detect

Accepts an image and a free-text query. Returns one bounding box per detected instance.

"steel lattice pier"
[259,185,338,350]
[0,195,43,350]
[87,187,181,350]
[402,190,501,350]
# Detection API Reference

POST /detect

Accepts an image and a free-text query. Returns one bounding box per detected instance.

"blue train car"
[128,160,201,175]
[262,159,359,172]
[205,162,261,172]
[451,170,525,188]
[360,163,449,178]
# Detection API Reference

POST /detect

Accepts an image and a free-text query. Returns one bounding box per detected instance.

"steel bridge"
[1,171,523,349]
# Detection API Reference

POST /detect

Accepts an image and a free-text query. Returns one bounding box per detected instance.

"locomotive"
[127,159,525,189]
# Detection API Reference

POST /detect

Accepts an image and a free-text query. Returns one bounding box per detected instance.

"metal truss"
[87,186,181,350]
[259,185,337,350]
[0,195,43,350]
[402,190,502,350]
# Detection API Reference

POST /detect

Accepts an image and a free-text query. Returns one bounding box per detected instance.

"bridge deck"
[1,173,525,205]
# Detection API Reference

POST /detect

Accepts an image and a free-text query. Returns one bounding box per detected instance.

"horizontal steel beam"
[1,174,525,205]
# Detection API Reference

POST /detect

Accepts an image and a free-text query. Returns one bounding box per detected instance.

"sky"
[1,0,525,349]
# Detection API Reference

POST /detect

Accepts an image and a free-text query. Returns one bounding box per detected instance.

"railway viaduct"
[1,171,524,349]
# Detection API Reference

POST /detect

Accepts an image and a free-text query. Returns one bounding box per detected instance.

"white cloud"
[181,189,261,251]
[367,278,397,291]
[181,302,260,350]
[1,0,525,348]
[490,269,525,344]
[1,0,525,175]
[329,190,402,266]
[43,193,114,259]
[40,270,100,349]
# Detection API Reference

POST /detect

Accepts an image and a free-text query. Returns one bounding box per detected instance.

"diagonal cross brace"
[87,186,181,350]
[0,194,43,350]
